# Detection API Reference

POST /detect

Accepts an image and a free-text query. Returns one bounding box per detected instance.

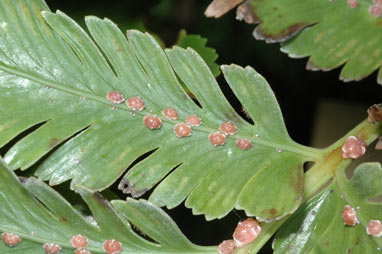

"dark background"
[29,0,382,252]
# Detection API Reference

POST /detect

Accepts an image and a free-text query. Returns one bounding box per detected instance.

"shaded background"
[29,0,382,252]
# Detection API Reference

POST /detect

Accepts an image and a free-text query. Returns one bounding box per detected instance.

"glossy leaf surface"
[236,0,382,84]
[0,0,321,220]
[273,162,382,253]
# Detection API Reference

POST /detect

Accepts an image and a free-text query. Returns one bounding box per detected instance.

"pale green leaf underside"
[0,0,321,221]
[0,158,213,254]
[239,0,382,84]
[273,162,382,253]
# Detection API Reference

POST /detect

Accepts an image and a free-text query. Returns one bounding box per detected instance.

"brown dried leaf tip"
[103,239,122,254]
[341,136,367,159]
[367,104,382,123]
[367,220,382,237]
[233,218,261,247]
[1,232,21,247]
[205,0,244,18]
[217,239,236,254]
[341,205,359,226]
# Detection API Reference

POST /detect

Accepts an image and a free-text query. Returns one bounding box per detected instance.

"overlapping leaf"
[0,0,322,221]
[175,29,220,77]
[0,158,214,254]
[273,162,382,253]
[235,0,382,84]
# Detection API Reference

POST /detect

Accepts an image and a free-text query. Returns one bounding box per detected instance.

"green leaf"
[0,157,214,253]
[175,29,220,77]
[237,0,382,84]
[0,0,322,221]
[273,162,382,253]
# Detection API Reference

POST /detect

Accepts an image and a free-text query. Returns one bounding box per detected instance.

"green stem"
[236,119,381,254]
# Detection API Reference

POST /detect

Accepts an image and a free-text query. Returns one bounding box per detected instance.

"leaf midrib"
[0,62,322,160]
[0,226,216,254]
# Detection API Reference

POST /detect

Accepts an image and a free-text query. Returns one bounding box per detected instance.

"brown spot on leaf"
[367,104,382,123]
[236,2,260,24]
[269,208,277,214]
[48,138,61,148]
[253,22,311,43]
[324,240,329,246]
[60,216,68,222]
[205,0,244,18]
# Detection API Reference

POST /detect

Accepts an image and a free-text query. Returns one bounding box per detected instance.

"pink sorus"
[186,114,201,127]
[233,218,261,248]
[236,138,252,150]
[341,205,359,226]
[43,243,62,254]
[103,239,122,254]
[367,220,382,237]
[70,234,88,250]
[1,232,21,247]
[208,132,226,146]
[217,240,236,254]
[369,4,382,17]
[162,108,178,120]
[75,250,92,254]
[341,136,367,159]
[374,0,382,4]
[126,96,145,111]
[347,0,359,8]
[174,122,192,137]
[106,91,125,104]
[143,115,162,129]
[219,122,237,135]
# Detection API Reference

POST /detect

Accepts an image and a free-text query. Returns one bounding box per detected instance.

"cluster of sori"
[1,232,123,254]
[217,218,261,254]
[341,205,382,237]
[106,91,253,150]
